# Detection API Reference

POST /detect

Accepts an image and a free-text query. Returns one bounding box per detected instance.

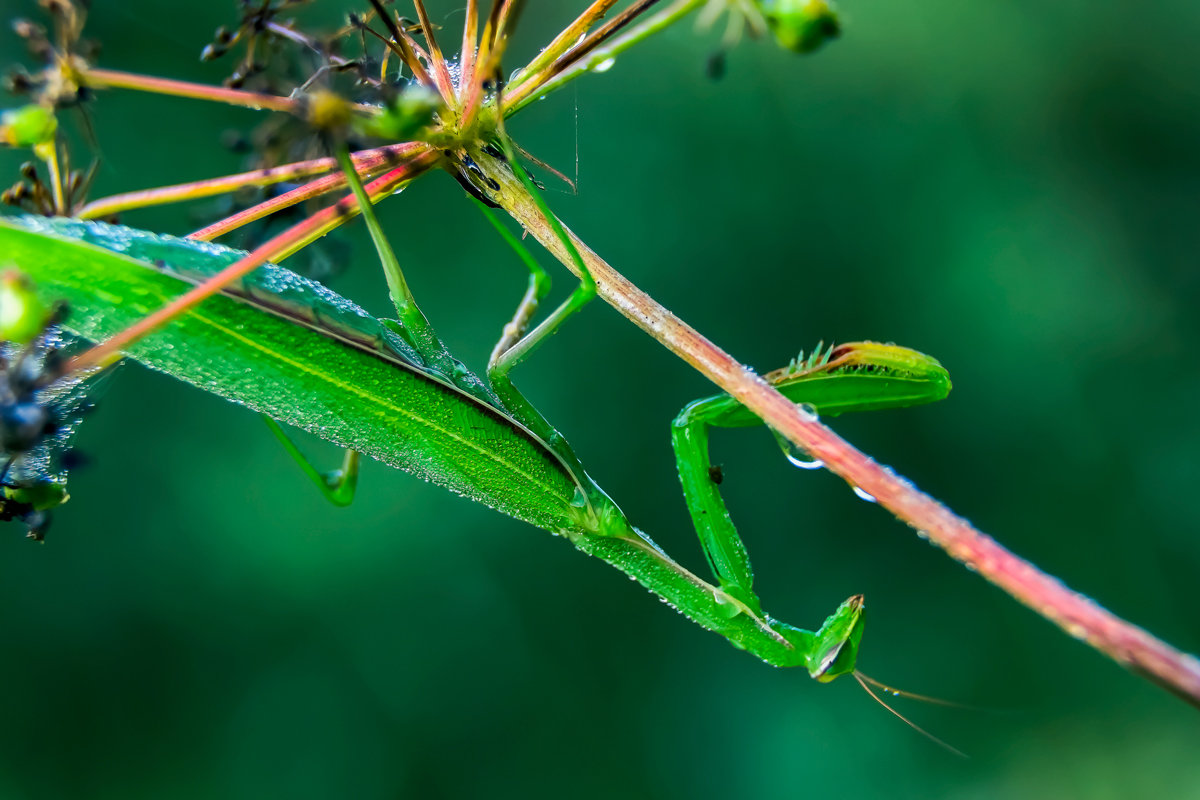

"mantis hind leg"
[264,415,359,507]
[673,394,869,681]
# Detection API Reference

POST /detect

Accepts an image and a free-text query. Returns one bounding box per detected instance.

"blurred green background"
[2,0,1199,797]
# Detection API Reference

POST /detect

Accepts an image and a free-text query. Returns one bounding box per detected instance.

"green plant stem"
[473,148,1200,708]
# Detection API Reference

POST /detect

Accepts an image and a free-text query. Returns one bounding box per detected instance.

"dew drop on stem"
[785,444,824,470]
[851,484,877,503]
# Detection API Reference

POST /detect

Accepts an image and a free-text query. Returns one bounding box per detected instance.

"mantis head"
[805,593,866,682]
[767,595,864,680]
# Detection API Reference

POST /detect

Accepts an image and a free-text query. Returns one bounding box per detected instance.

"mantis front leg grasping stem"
[673,343,954,619]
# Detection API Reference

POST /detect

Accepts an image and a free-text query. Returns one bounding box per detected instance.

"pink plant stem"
[77,144,417,221]
[83,68,298,112]
[484,158,1200,707]
[82,68,378,114]
[187,143,425,241]
[187,169,355,242]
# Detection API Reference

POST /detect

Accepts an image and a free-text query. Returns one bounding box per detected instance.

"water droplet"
[593,57,616,73]
[851,485,877,503]
[797,402,819,422]
[713,588,742,618]
[785,444,824,470]
[569,487,589,508]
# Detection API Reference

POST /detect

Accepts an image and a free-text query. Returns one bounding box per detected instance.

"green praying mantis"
[0,0,1195,725]
[0,146,949,683]
[0,0,965,710]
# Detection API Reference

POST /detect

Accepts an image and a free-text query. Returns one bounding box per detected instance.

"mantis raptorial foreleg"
[673,393,763,614]
[674,343,953,616]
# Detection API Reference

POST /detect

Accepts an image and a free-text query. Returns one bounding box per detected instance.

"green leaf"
[0,215,588,536]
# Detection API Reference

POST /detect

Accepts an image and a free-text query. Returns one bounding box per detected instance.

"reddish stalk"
[482,156,1200,708]
[506,0,621,91]
[83,68,379,115]
[188,169,353,242]
[188,143,426,241]
[412,0,457,103]
[83,68,298,113]
[363,0,436,90]
[459,0,480,94]
[77,144,415,220]
[503,0,663,110]
[457,0,491,128]
[494,0,522,44]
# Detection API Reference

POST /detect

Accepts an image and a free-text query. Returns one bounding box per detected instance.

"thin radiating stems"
[188,144,427,241]
[67,149,442,373]
[505,0,704,115]
[83,67,379,114]
[460,0,480,95]
[83,68,298,112]
[507,0,622,91]
[412,0,457,103]
[78,144,416,220]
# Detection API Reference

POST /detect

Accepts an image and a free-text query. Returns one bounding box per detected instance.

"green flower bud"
[0,270,48,344]
[762,0,841,54]
[0,104,58,149]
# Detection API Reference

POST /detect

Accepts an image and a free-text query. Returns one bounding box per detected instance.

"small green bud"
[304,89,355,135]
[0,104,58,149]
[0,270,48,344]
[357,86,442,142]
[762,0,841,54]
